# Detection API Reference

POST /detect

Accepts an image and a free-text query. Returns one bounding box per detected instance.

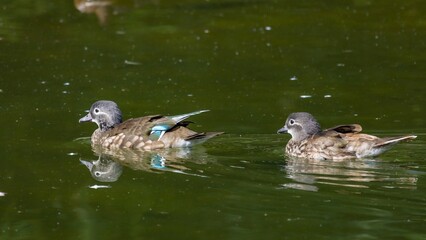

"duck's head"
[277,112,321,141]
[79,100,122,131]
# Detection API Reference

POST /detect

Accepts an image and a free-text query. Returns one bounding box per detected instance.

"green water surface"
[1,0,426,239]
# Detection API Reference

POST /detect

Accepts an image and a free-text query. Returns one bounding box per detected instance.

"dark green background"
[0,0,425,239]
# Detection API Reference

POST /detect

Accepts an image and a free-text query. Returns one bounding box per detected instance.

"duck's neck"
[99,121,117,132]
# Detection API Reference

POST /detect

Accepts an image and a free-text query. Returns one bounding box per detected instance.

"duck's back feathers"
[91,113,222,150]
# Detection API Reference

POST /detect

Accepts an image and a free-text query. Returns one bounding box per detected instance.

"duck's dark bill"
[277,127,288,134]
[79,113,93,123]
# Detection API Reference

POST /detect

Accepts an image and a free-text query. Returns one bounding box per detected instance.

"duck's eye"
[94,108,100,114]
[289,119,295,125]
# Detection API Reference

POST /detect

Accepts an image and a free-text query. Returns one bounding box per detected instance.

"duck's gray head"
[277,112,321,141]
[79,100,122,131]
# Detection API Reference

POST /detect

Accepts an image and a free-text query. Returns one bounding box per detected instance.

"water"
[1,0,426,239]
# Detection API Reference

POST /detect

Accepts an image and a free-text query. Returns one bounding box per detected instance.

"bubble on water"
[265,26,272,31]
[63,82,70,86]
[300,95,312,98]
[290,76,298,81]
[324,94,332,98]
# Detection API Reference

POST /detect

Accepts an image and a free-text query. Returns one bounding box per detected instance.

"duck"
[277,112,416,160]
[79,100,223,150]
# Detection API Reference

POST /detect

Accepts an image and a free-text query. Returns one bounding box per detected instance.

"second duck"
[277,112,416,160]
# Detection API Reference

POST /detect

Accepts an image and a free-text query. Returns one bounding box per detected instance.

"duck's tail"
[373,135,417,148]
[357,135,417,158]
[185,132,224,145]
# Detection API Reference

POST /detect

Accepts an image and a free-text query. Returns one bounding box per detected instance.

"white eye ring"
[289,119,295,125]
[94,108,100,114]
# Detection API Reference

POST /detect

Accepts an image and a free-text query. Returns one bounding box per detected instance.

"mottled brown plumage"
[79,100,223,150]
[277,112,416,160]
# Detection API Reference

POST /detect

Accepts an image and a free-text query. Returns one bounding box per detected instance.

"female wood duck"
[277,112,416,160]
[79,100,223,150]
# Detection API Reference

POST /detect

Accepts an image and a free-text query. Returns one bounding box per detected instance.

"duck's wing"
[106,116,157,137]
[168,110,209,124]
[324,124,362,134]
[148,110,210,141]
[97,116,166,150]
[308,133,355,160]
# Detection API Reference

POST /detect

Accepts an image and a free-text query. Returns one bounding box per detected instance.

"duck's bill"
[277,126,288,134]
[79,112,93,123]
[80,159,93,170]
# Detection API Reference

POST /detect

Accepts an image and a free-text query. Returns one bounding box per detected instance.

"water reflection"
[281,157,418,192]
[74,0,136,25]
[80,145,212,182]
[80,156,123,182]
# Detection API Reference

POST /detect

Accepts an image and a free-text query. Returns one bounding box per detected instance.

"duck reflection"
[74,0,136,25]
[80,145,212,182]
[282,157,418,192]
[80,156,123,182]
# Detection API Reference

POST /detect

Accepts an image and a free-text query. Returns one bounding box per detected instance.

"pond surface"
[1,0,426,239]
